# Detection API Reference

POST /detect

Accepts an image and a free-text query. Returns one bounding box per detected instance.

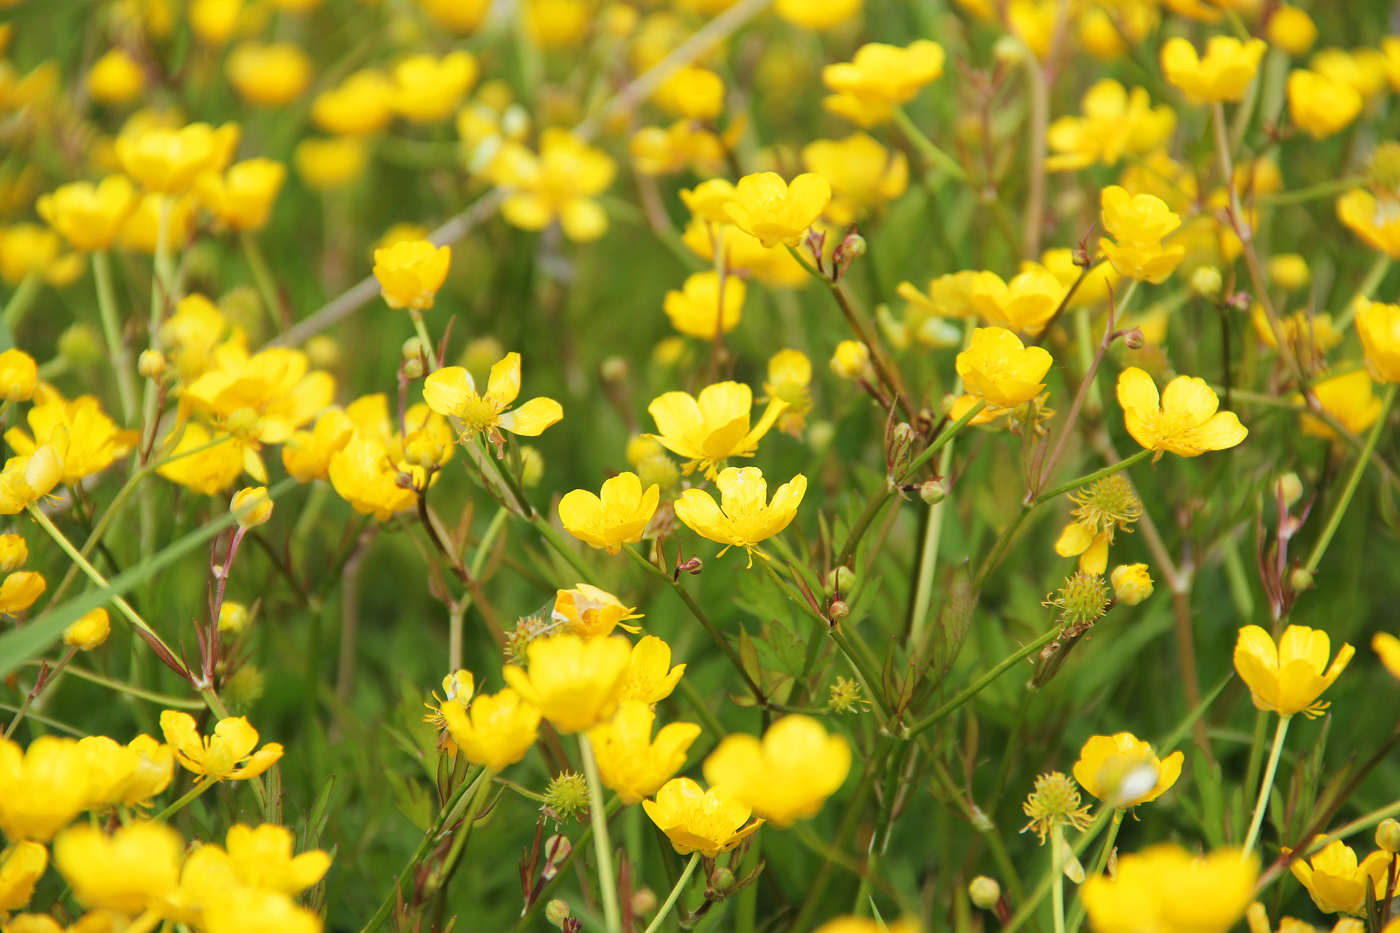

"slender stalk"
[1305,383,1397,572]
[92,251,138,423]
[448,600,467,674]
[642,852,701,933]
[891,106,969,183]
[4,648,76,739]
[1050,823,1066,933]
[1,272,41,339]
[580,734,621,933]
[905,626,1058,738]
[56,663,204,708]
[1242,713,1292,859]
[1024,59,1049,260]
[1259,175,1366,207]
[409,309,437,372]
[240,231,283,333]
[1065,810,1121,933]
[152,776,218,821]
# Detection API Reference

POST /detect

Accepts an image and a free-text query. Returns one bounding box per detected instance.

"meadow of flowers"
[4,0,1400,930]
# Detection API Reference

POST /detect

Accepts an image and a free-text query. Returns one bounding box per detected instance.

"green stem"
[2,272,41,340]
[905,626,1058,739]
[4,647,76,739]
[409,308,437,372]
[1337,254,1392,329]
[1305,383,1397,572]
[642,852,700,933]
[152,775,219,821]
[1259,175,1366,207]
[55,663,203,708]
[1050,823,1065,933]
[892,105,970,184]
[1241,713,1291,859]
[240,231,283,333]
[580,734,621,933]
[92,251,138,424]
[1065,810,1121,933]
[512,798,625,932]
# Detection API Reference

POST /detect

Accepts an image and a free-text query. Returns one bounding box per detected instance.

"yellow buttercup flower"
[558,472,659,555]
[0,841,47,915]
[1299,370,1383,440]
[78,734,174,809]
[801,133,908,225]
[1099,185,1186,284]
[1160,36,1267,104]
[774,0,858,29]
[761,349,813,436]
[226,42,311,106]
[503,634,632,733]
[1116,367,1248,459]
[423,353,563,444]
[372,240,451,310]
[0,225,61,286]
[829,340,871,380]
[1081,844,1257,932]
[1047,80,1176,172]
[968,269,1067,335]
[552,585,643,638]
[328,437,415,520]
[441,687,540,771]
[182,343,333,452]
[0,349,37,402]
[294,136,368,191]
[159,710,284,782]
[0,736,92,841]
[646,381,785,479]
[1036,248,1122,309]
[194,158,285,231]
[1286,837,1390,915]
[281,408,353,482]
[680,179,738,224]
[1268,6,1317,56]
[0,533,27,571]
[7,384,137,485]
[680,217,810,288]
[674,467,806,566]
[1268,254,1311,291]
[218,823,331,896]
[522,0,593,49]
[37,176,140,250]
[724,172,831,248]
[155,423,243,496]
[418,0,492,32]
[619,635,686,704]
[491,129,616,243]
[822,40,945,126]
[1234,624,1353,718]
[1313,47,1390,101]
[588,700,700,805]
[393,51,478,124]
[52,821,182,915]
[1072,732,1183,808]
[955,326,1053,410]
[311,69,395,135]
[630,120,727,177]
[116,122,239,194]
[0,571,45,615]
[643,776,763,857]
[704,714,850,827]
[63,607,110,651]
[1338,189,1400,259]
[1288,69,1363,139]
[653,65,724,120]
[86,48,145,104]
[1355,299,1400,383]
[663,271,745,339]
[1374,631,1400,680]
[0,442,66,515]
[189,0,244,44]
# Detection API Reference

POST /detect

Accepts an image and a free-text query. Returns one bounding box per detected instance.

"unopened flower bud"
[230,486,273,529]
[824,566,855,597]
[544,834,572,865]
[1289,567,1315,592]
[892,422,915,445]
[679,556,703,575]
[1124,328,1145,350]
[839,232,866,259]
[219,600,250,634]
[403,429,445,469]
[58,324,102,366]
[403,336,428,360]
[709,867,735,893]
[919,479,946,505]
[968,875,1001,909]
[1275,472,1303,509]
[0,534,28,572]
[1110,564,1153,606]
[1191,265,1223,297]
[138,349,167,379]
[520,445,545,488]
[545,899,571,928]
[830,340,870,380]
[402,357,424,380]
[828,600,850,623]
[600,356,629,382]
[1376,818,1400,853]
[630,887,657,916]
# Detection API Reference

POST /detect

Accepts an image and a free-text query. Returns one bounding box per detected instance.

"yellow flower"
[800,133,908,225]
[311,69,395,135]
[0,225,62,286]
[552,585,643,638]
[1288,69,1363,139]
[724,172,831,248]
[440,687,541,771]
[1160,36,1267,104]
[294,136,368,191]
[0,736,92,841]
[829,340,871,380]
[1054,521,1110,575]
[161,294,232,374]
[680,217,810,288]
[393,51,478,123]
[230,486,273,529]
[1234,625,1353,718]
[1286,837,1391,915]
[1110,563,1154,606]
[1313,47,1390,101]
[159,710,284,782]
[155,424,242,496]
[194,158,286,231]
[647,381,785,479]
[502,633,632,733]
[7,385,137,485]
[663,271,745,339]
[0,350,37,402]
[328,437,415,520]
[822,40,945,126]
[653,65,724,120]
[1339,189,1400,259]
[559,472,659,555]
[704,714,850,827]
[761,349,813,436]
[491,129,616,242]
[1268,254,1311,291]
[680,179,738,224]
[1267,6,1318,56]
[968,269,1067,335]
[223,823,332,895]
[0,841,47,915]
[37,176,140,250]
[674,467,806,566]
[63,608,110,651]
[0,443,65,515]
[1355,298,1400,383]
[1298,370,1383,440]
[200,888,323,933]
[281,408,353,482]
[189,0,244,44]
[1116,367,1248,458]
[1081,844,1257,933]
[119,192,197,254]
[1072,732,1182,808]
[116,122,239,194]
[219,601,250,635]
[0,534,27,572]
[1099,185,1186,284]
[1374,631,1400,680]
[78,734,174,809]
[226,42,311,106]
[0,571,45,615]
[588,700,700,805]
[813,919,918,933]
[52,821,182,915]
[1047,80,1176,172]
[1035,249,1122,309]
[619,635,686,704]
[642,777,763,857]
[522,0,593,48]
[86,49,145,104]
[774,0,859,29]
[183,343,332,449]
[955,326,1053,410]
[372,240,451,310]
[418,0,492,32]
[423,353,563,443]
[630,121,727,177]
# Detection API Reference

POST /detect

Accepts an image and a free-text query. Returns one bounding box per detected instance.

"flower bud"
[1110,563,1153,606]
[600,356,629,383]
[63,607,110,651]
[1124,328,1145,350]
[402,336,427,361]
[1275,472,1303,509]
[919,479,946,505]
[58,324,103,366]
[709,867,735,893]
[829,340,870,380]
[545,899,571,928]
[824,566,855,597]
[519,445,545,488]
[1191,265,1223,297]
[230,486,273,529]
[0,534,28,572]
[402,357,424,380]
[679,557,703,575]
[403,428,445,469]
[138,349,167,379]
[219,600,250,634]
[0,349,37,403]
[968,875,1001,909]
[544,834,572,866]
[828,600,850,623]
[1289,567,1315,593]
[630,887,657,916]
[1377,818,1400,853]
